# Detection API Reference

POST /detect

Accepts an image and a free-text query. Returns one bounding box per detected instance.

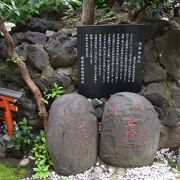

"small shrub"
[0,0,82,24]
[5,117,34,158]
[32,130,52,180]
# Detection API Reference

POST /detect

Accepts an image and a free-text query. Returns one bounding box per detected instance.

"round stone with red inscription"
[47,93,98,175]
[100,92,160,167]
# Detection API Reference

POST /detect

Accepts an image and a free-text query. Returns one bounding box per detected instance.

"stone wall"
[0,17,179,148]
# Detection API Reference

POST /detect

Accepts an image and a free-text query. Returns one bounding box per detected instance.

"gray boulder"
[34,71,71,92]
[0,63,24,87]
[29,18,60,32]
[156,29,180,80]
[13,31,47,45]
[160,123,180,148]
[45,31,77,68]
[26,45,50,72]
[100,92,160,167]
[138,17,172,40]
[17,95,41,128]
[47,94,98,175]
[160,107,179,126]
[171,85,180,108]
[144,82,172,108]
[25,31,47,45]
[144,50,158,63]
[143,62,167,83]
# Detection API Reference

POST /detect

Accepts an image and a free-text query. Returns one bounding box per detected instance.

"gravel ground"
[23,149,180,180]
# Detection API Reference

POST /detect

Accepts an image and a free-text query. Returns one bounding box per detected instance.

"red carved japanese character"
[125,119,137,127]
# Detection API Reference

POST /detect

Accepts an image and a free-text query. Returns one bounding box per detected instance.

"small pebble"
[23,149,180,180]
[94,167,103,174]
[19,158,30,166]
[116,167,126,176]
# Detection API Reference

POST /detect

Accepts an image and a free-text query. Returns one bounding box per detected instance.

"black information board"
[77,25,145,98]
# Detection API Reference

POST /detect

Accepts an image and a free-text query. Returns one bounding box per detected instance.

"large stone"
[160,123,180,148]
[28,18,60,32]
[17,95,40,127]
[45,31,77,68]
[144,50,158,63]
[138,17,173,40]
[155,29,180,80]
[55,67,72,76]
[160,107,179,126]
[143,62,167,83]
[26,45,50,72]
[47,94,98,175]
[144,82,172,108]
[25,31,47,45]
[0,63,24,88]
[12,33,26,45]
[35,72,71,92]
[100,92,160,167]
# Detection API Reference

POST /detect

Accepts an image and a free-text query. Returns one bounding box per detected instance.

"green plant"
[32,130,52,180]
[7,55,25,63]
[42,83,65,104]
[5,117,34,157]
[0,0,83,24]
[95,0,108,9]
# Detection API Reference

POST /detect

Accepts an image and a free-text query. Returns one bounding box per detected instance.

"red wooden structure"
[0,87,23,136]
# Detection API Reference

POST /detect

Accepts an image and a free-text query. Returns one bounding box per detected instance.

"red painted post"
[0,95,18,136]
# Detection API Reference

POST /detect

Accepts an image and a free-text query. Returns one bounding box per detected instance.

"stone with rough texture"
[34,72,71,92]
[17,95,40,127]
[160,107,179,126]
[47,94,98,175]
[100,92,160,167]
[45,31,77,68]
[55,67,72,76]
[144,40,155,51]
[45,30,55,37]
[160,123,180,148]
[0,63,24,88]
[155,29,180,80]
[25,31,47,45]
[144,82,172,108]
[143,62,167,83]
[144,50,158,63]
[28,18,60,32]
[71,65,78,85]
[26,45,50,72]
[138,17,172,40]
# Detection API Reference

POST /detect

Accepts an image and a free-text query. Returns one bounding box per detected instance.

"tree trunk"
[0,17,48,130]
[82,0,94,25]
